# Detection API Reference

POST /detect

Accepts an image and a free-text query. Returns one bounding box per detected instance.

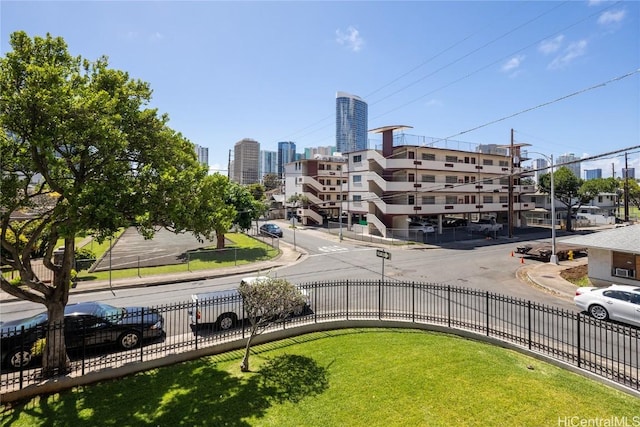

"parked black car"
[259,223,283,238]
[1,301,165,370]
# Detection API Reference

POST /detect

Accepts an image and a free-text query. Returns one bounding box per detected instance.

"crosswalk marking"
[317,245,349,253]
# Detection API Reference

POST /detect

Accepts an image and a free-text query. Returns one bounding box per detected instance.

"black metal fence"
[2,280,638,394]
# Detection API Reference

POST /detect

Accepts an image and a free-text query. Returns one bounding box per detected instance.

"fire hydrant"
[568,250,574,261]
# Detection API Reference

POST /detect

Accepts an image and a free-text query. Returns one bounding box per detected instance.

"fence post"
[412,282,415,323]
[346,280,349,321]
[485,291,489,336]
[447,285,451,328]
[576,312,581,368]
[378,280,382,320]
[194,299,199,350]
[140,307,144,362]
[528,301,532,350]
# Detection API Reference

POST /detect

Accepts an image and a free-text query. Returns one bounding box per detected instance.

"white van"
[188,277,310,331]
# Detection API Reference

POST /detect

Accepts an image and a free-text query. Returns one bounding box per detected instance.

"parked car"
[408,221,435,234]
[574,284,640,327]
[467,218,503,233]
[259,223,283,237]
[189,276,310,331]
[1,301,165,370]
[443,217,468,228]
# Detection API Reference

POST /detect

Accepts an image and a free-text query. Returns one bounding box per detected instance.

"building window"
[353,195,362,202]
[422,175,435,183]
[499,160,509,167]
[483,196,493,204]
[445,196,457,204]
[408,173,415,182]
[422,196,435,204]
[353,175,362,183]
[408,195,415,205]
[445,176,458,184]
[353,155,362,163]
[499,196,508,203]
[483,159,493,165]
[422,153,436,161]
[445,155,458,163]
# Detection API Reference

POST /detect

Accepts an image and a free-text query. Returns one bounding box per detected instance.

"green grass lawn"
[3,329,638,427]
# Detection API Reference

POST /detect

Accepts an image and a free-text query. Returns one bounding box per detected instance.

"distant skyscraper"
[277,141,296,178]
[585,169,602,180]
[233,138,260,185]
[260,150,277,181]
[336,92,368,153]
[194,144,209,168]
[557,153,581,179]
[622,167,636,180]
[534,158,548,184]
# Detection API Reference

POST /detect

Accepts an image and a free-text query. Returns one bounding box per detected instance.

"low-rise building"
[286,125,536,236]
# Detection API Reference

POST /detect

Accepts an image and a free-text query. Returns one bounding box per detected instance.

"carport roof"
[563,225,640,253]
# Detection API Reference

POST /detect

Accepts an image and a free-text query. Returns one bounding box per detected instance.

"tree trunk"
[42,300,70,377]
[42,236,74,377]
[216,233,225,249]
[240,332,255,372]
[566,212,573,232]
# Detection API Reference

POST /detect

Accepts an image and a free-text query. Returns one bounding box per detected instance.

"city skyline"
[2,1,638,176]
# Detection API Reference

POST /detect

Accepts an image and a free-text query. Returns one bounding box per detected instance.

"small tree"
[238,277,307,372]
[263,173,281,192]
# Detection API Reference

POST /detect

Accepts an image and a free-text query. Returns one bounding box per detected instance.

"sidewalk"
[518,255,587,300]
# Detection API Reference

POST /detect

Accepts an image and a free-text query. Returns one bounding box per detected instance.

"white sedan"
[574,284,640,327]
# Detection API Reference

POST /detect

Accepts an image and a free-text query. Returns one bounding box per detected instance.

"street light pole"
[549,154,558,265]
[339,167,343,241]
[529,151,558,265]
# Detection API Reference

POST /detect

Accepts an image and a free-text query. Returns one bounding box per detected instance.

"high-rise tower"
[233,138,260,185]
[277,141,296,178]
[336,92,368,153]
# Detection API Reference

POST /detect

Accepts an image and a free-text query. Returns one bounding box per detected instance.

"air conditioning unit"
[614,268,632,278]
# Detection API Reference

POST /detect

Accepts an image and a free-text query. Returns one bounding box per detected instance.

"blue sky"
[2,1,639,177]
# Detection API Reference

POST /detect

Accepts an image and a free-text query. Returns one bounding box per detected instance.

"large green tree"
[539,168,618,231]
[0,32,206,375]
[189,173,237,249]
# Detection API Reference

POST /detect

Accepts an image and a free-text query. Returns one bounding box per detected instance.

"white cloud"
[425,99,442,107]
[336,26,364,52]
[548,39,588,70]
[598,9,626,26]
[501,55,525,73]
[538,35,564,55]
[149,32,164,42]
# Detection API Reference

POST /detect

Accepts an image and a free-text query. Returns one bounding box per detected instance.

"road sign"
[376,249,391,260]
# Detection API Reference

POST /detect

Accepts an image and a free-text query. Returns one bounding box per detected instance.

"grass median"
[76,233,278,282]
[3,329,638,426]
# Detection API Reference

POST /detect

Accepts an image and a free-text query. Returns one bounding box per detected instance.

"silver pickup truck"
[188,277,310,331]
[467,218,503,233]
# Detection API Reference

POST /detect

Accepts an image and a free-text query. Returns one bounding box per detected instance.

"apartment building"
[284,155,347,225]
[286,125,536,235]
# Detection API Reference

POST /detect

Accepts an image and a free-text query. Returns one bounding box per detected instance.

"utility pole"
[624,152,630,222]
[508,129,514,238]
